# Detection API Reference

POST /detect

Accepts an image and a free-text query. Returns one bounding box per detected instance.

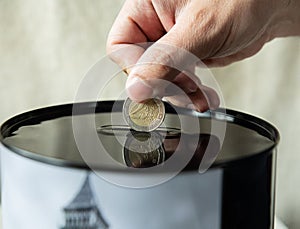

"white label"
[1,145,222,229]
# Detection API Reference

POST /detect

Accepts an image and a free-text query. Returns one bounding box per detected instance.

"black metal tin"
[0,101,279,229]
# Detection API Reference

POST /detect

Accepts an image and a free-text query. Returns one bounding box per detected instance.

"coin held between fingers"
[123,97,165,132]
[126,76,154,102]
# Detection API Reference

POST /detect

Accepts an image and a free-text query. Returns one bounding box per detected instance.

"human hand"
[107,0,300,111]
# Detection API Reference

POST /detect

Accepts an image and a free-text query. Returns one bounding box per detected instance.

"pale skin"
[107,0,300,112]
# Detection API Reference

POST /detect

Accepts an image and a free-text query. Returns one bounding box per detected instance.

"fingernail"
[126,76,154,101]
[187,83,198,93]
[202,88,220,110]
[210,97,220,110]
[187,104,196,110]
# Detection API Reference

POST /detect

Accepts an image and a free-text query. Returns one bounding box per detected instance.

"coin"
[123,97,165,132]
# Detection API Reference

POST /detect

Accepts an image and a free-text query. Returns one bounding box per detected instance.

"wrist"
[271,0,300,37]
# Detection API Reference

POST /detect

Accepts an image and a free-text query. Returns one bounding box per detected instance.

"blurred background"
[0,0,299,228]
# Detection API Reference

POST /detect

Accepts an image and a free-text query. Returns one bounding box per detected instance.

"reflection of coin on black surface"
[123,131,165,168]
[97,124,220,170]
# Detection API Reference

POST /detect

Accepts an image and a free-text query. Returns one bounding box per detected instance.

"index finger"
[106,0,166,72]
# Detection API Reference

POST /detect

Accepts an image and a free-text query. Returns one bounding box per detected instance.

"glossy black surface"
[221,149,276,229]
[0,101,279,229]
[0,101,278,170]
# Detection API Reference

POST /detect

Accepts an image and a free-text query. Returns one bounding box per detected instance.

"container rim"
[0,100,280,171]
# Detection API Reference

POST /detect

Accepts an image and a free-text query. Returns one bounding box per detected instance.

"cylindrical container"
[0,101,279,229]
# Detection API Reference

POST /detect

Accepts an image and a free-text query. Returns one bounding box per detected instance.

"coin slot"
[97,125,181,138]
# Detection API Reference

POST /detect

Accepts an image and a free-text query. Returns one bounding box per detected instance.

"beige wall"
[212,38,300,228]
[0,0,125,122]
[0,0,300,228]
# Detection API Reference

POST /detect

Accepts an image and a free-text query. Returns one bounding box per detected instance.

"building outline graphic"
[61,174,109,229]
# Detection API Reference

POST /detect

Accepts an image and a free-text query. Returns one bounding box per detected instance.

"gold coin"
[123,98,165,132]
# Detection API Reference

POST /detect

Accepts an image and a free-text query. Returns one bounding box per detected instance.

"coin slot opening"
[97,125,181,138]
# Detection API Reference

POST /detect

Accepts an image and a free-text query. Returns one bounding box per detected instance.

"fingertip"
[185,87,220,112]
[187,103,197,110]
[126,75,154,102]
[202,87,220,110]
[196,102,210,113]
